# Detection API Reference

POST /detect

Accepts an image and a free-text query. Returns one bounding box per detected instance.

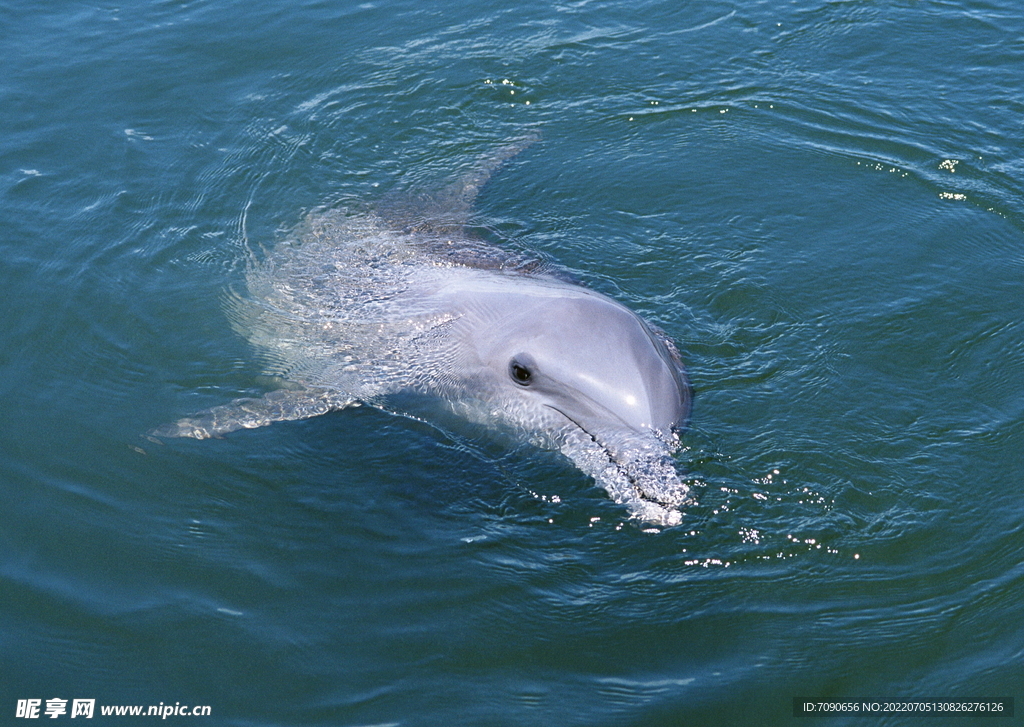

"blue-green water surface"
[2,1,1023,724]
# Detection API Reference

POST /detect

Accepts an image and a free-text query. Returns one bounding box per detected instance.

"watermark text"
[16,699,210,719]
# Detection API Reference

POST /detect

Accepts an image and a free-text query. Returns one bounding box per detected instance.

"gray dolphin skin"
[153,139,694,526]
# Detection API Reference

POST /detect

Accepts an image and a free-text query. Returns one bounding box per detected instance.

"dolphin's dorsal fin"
[384,132,540,234]
[434,132,541,223]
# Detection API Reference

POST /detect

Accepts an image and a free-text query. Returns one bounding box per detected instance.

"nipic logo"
[16,700,93,719]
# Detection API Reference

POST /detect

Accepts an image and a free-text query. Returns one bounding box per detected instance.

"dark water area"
[2,1,1023,724]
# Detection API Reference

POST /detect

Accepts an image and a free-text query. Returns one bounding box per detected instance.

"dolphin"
[152,139,694,526]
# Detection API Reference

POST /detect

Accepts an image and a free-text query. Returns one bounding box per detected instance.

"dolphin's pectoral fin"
[149,387,358,440]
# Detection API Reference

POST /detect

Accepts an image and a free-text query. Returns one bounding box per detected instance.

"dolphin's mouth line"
[544,404,605,451]
[543,404,678,509]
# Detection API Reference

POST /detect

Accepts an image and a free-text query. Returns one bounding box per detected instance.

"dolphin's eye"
[509,360,532,385]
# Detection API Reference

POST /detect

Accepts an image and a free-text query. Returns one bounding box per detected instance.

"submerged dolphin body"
[154,141,694,525]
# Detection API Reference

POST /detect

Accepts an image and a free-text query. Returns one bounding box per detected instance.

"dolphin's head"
[492,295,689,438]
[450,278,693,524]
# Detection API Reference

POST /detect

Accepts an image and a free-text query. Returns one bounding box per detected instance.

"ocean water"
[2,0,1023,724]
